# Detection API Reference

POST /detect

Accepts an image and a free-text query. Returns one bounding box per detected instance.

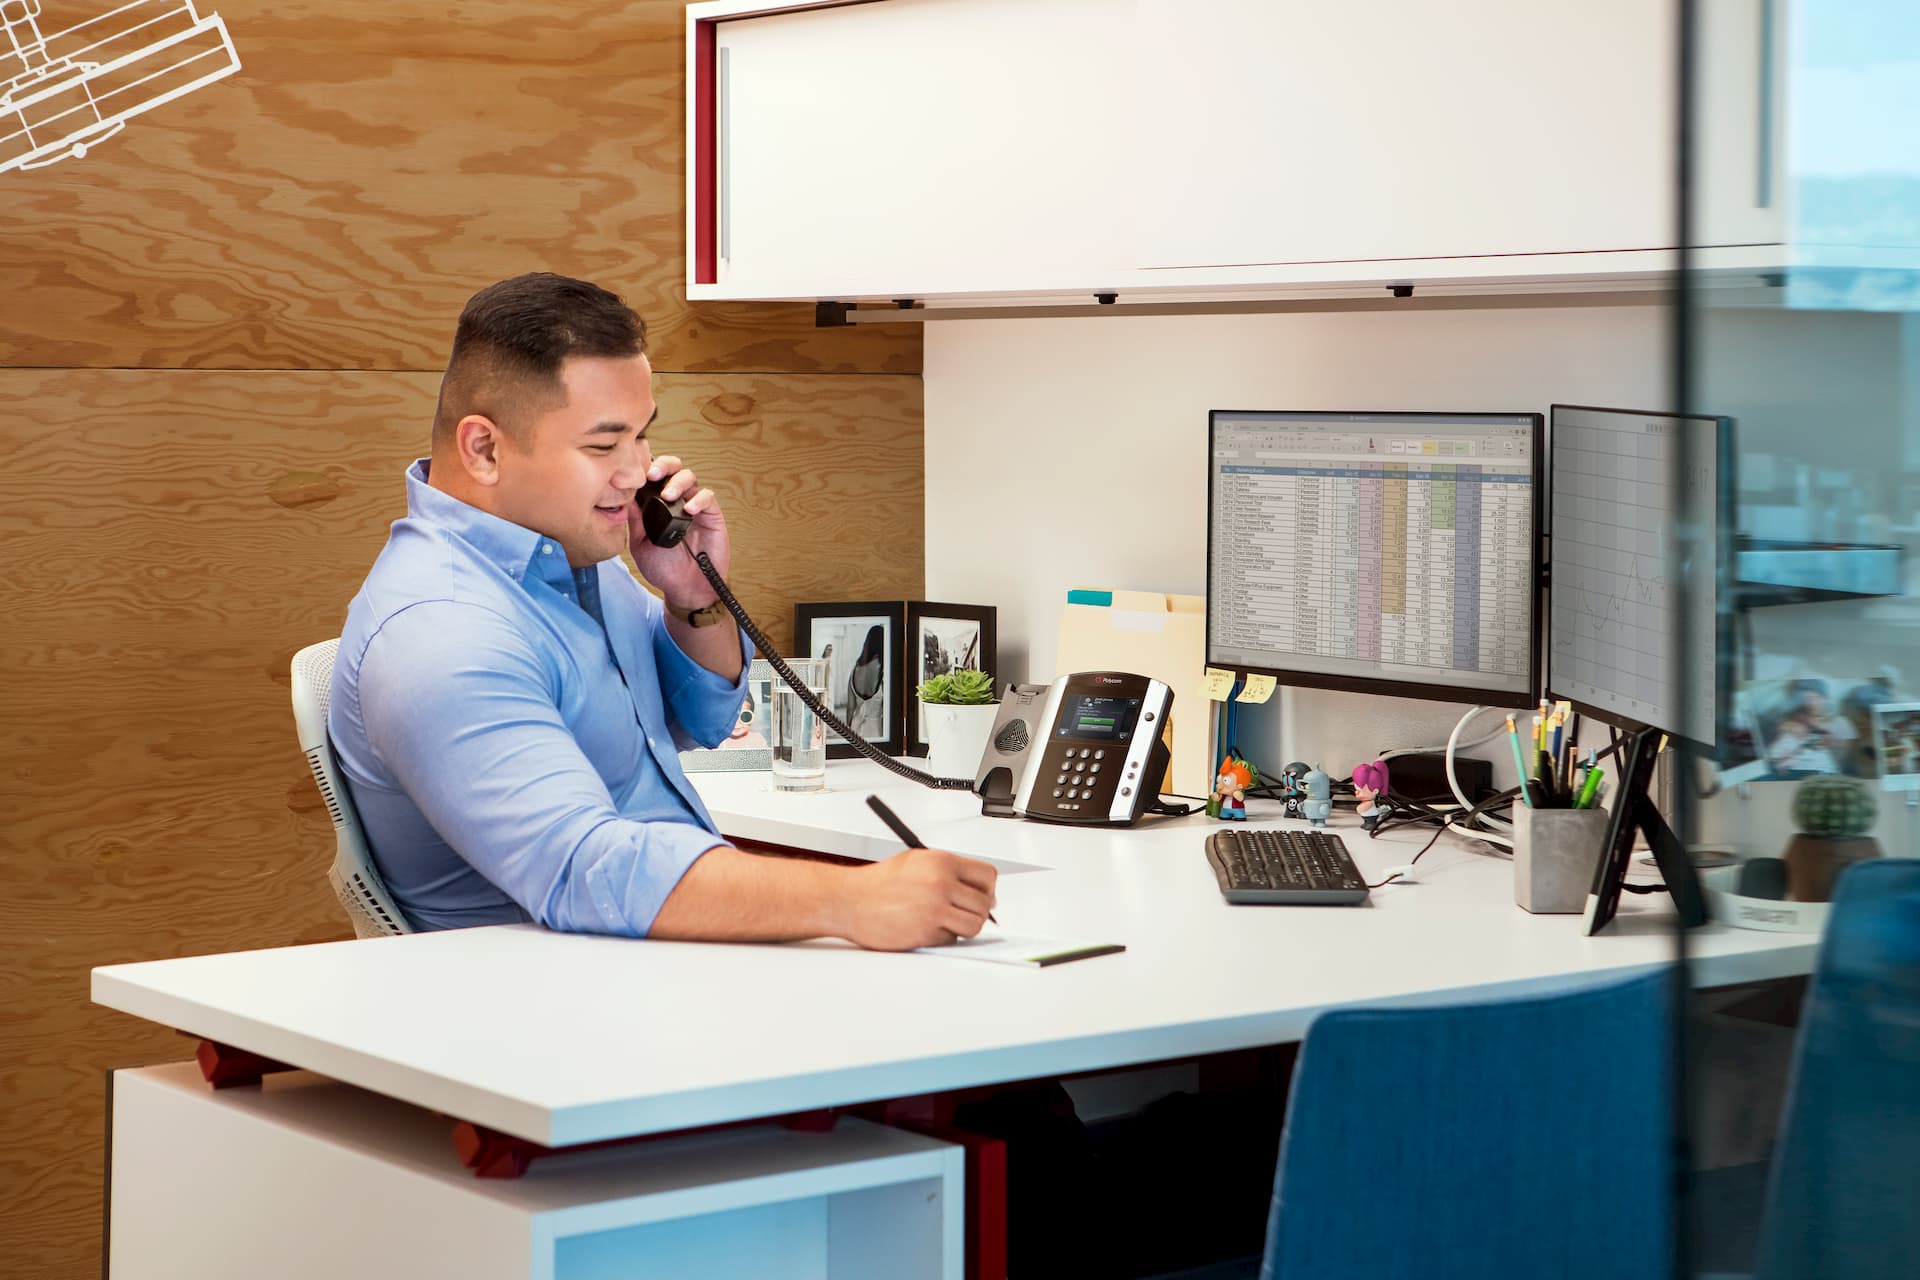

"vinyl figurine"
[1352,760,1391,831]
[1208,756,1252,821]
[1276,761,1313,819]
[1301,768,1333,829]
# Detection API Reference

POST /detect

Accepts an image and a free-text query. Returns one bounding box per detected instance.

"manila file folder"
[1056,590,1208,798]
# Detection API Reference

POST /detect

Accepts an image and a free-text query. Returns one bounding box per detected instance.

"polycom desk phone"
[974,673,1176,825]
[636,479,1189,827]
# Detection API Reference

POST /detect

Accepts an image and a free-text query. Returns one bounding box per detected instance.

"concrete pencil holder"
[1513,807,1610,914]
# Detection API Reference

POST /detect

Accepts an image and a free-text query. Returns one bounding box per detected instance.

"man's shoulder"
[339,523,531,669]
[354,519,514,620]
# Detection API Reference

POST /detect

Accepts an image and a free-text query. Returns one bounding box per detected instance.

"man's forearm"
[649,845,851,942]
[665,610,745,682]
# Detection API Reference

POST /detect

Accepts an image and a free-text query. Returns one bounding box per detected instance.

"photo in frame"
[793,601,906,758]
[1872,701,1920,793]
[679,659,775,772]
[905,601,998,756]
[1725,672,1903,782]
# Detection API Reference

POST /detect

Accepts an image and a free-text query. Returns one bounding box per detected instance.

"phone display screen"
[1056,695,1142,742]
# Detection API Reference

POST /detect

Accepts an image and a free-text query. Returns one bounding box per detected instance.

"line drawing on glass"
[2,1,240,175]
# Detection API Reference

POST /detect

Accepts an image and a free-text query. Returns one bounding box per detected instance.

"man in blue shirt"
[330,273,996,948]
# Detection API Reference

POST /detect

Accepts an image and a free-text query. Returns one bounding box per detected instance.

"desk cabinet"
[109,1064,963,1280]
[687,0,1787,304]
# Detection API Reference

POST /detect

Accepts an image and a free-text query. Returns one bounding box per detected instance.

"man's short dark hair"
[432,273,647,446]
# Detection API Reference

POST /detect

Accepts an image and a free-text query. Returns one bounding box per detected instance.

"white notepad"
[915,932,1125,968]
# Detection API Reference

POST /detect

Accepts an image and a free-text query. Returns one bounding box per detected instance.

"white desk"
[94,760,1819,1149]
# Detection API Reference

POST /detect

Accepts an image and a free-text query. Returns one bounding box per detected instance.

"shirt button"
[541,544,553,555]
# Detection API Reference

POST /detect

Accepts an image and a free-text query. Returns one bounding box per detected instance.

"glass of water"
[769,658,829,791]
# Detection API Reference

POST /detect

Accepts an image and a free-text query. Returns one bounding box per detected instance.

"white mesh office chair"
[290,639,411,938]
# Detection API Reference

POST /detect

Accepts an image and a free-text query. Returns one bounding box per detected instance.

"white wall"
[924,302,1920,856]
[924,304,1669,789]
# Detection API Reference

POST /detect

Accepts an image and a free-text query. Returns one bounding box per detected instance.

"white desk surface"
[93,760,1818,1149]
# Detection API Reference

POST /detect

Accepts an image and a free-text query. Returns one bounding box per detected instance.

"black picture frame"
[905,601,999,756]
[793,601,906,758]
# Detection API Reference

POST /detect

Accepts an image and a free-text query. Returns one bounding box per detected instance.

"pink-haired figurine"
[1351,760,1391,831]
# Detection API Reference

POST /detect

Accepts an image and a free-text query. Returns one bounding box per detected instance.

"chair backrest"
[1755,858,1920,1280]
[290,639,411,938]
[1261,969,1673,1280]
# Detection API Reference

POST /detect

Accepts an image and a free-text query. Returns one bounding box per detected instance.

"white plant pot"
[921,702,999,779]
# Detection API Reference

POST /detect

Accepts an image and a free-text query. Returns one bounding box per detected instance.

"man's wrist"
[822,863,867,943]
[663,596,728,627]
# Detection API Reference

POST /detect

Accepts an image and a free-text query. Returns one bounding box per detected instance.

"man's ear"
[454,414,506,486]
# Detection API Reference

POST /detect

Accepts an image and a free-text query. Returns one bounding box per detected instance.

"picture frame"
[1871,701,1920,793]
[680,659,776,773]
[793,601,906,758]
[905,601,999,756]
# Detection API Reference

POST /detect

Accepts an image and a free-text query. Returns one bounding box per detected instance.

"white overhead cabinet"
[1135,0,1678,268]
[1691,0,1787,254]
[687,0,1787,303]
[695,0,1133,301]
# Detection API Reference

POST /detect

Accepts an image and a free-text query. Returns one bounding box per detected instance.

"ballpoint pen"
[865,794,997,923]
[1574,767,1605,810]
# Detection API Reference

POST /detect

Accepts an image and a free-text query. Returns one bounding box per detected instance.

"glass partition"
[1680,1,1920,1273]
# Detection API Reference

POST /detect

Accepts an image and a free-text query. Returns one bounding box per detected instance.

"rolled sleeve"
[359,602,720,937]
[652,613,755,750]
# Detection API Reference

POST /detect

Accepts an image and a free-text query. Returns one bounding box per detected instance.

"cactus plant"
[1783,774,1882,901]
[1791,775,1878,838]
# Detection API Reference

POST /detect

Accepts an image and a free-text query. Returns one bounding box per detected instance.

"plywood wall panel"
[0,370,920,1274]
[0,0,920,375]
[3,4,924,1271]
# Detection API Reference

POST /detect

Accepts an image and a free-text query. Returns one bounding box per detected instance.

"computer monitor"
[1546,404,1730,936]
[1545,404,1734,749]
[1206,409,1543,708]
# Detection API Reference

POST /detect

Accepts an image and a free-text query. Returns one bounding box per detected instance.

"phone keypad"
[1038,744,1121,815]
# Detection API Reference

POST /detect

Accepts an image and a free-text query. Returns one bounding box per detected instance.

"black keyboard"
[1205,828,1370,905]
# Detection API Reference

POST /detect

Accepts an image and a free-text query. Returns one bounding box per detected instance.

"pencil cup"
[1512,807,1609,914]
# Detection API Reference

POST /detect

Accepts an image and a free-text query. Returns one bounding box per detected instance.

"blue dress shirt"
[329,460,752,935]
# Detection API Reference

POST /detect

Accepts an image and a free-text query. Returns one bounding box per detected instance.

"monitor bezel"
[1204,408,1546,711]
[1544,403,1736,752]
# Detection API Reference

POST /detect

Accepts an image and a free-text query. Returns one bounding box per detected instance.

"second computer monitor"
[1207,409,1543,708]
[1546,404,1732,747]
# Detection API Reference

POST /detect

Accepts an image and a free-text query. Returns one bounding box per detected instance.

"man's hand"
[840,848,999,951]
[629,455,730,609]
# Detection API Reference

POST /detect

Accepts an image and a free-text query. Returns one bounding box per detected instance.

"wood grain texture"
[0,0,921,375]
[0,369,920,1274]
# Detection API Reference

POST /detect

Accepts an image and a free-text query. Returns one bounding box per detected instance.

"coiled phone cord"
[690,549,976,791]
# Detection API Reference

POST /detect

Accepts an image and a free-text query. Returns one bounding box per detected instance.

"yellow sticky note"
[1202,666,1237,701]
[1236,674,1277,704]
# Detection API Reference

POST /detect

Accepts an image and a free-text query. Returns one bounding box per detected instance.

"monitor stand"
[1585,726,1709,935]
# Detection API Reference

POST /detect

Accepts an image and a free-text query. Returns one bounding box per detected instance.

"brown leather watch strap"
[666,599,730,628]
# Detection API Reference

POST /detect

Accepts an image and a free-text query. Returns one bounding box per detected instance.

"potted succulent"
[917,668,999,778]
[1782,774,1882,902]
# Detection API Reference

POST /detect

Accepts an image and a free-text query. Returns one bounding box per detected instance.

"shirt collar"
[404,459,574,590]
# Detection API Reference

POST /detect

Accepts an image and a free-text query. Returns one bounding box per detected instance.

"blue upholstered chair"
[1256,969,1674,1280]
[1753,858,1920,1280]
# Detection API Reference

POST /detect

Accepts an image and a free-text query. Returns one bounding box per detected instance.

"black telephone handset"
[634,476,692,549]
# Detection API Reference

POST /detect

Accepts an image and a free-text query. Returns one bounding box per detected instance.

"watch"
[667,598,730,628]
